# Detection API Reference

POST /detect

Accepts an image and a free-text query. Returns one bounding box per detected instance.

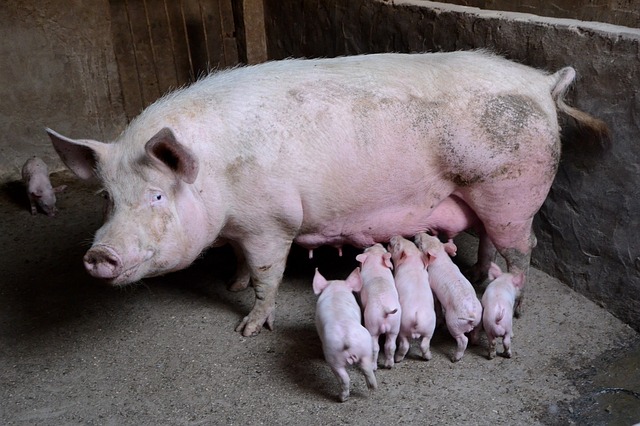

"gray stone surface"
[264,0,640,332]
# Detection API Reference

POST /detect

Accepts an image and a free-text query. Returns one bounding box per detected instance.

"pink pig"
[387,235,436,362]
[21,156,66,217]
[481,262,525,359]
[356,243,401,369]
[313,268,377,402]
[415,233,482,362]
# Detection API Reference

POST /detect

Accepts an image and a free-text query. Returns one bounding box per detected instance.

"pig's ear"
[488,262,502,281]
[145,128,199,184]
[355,253,367,264]
[46,128,107,180]
[420,252,429,269]
[312,268,328,295]
[444,240,457,257]
[383,252,393,270]
[345,267,363,292]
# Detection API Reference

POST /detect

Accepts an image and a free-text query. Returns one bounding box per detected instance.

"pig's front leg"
[234,237,291,337]
[228,241,251,292]
[467,231,496,284]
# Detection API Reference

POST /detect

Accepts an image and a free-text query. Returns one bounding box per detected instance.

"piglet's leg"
[359,358,378,391]
[234,237,291,337]
[452,333,468,362]
[383,332,398,369]
[395,335,410,363]
[331,367,351,402]
[419,336,432,361]
[370,334,381,371]
[501,333,512,358]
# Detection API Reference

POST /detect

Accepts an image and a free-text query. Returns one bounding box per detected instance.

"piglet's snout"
[84,245,123,279]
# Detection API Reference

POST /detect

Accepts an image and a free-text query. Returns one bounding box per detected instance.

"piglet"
[481,262,524,359]
[21,156,66,216]
[356,243,401,369]
[388,235,436,362]
[313,268,377,402]
[415,233,482,362]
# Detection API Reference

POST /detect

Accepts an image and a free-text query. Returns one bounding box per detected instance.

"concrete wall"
[0,0,126,182]
[264,0,640,331]
[437,0,640,28]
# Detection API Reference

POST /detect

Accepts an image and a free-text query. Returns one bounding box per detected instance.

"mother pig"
[47,51,608,336]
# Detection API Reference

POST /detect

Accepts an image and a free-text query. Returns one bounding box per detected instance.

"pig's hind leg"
[383,332,398,368]
[395,334,411,363]
[330,366,351,402]
[451,332,469,362]
[419,335,433,360]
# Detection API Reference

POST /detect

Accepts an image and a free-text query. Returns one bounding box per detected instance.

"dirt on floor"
[1,170,639,425]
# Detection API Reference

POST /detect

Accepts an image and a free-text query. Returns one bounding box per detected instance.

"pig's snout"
[84,245,123,279]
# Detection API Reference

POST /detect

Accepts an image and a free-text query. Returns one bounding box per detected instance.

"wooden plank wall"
[109,0,242,121]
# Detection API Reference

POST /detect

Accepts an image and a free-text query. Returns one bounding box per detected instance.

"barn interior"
[1,1,639,424]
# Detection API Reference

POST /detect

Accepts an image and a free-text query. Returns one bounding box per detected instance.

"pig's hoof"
[235,316,262,336]
[501,350,512,358]
[394,355,405,363]
[235,311,275,336]
[338,392,349,403]
[487,351,496,360]
[422,351,432,361]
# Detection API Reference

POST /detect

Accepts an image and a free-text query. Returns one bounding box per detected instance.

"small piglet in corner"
[313,268,377,402]
[388,235,436,362]
[481,262,525,359]
[21,156,66,217]
[415,233,482,362]
[356,243,401,369]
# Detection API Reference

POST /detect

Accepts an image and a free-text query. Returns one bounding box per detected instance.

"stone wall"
[264,0,640,330]
[438,0,640,28]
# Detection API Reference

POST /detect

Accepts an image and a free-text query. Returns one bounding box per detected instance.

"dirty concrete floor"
[1,171,639,425]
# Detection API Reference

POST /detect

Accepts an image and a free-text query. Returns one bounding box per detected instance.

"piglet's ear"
[312,268,328,295]
[46,128,107,180]
[345,267,363,292]
[383,252,393,270]
[145,128,199,184]
[488,262,502,281]
[355,253,367,264]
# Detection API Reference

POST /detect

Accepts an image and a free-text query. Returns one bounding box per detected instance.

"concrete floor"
[1,171,639,425]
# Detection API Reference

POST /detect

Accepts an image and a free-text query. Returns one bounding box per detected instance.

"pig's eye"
[149,191,167,206]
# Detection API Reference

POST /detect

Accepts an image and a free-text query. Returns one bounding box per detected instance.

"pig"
[356,243,401,369]
[21,156,67,217]
[313,267,377,402]
[387,235,436,362]
[481,262,525,359]
[415,233,482,362]
[47,51,609,337]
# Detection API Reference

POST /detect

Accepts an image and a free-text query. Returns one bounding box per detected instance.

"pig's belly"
[294,208,434,249]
